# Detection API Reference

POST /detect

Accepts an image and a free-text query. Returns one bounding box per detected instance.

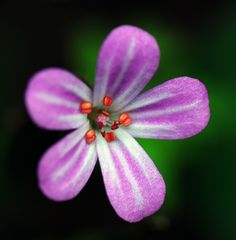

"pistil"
[79,96,132,144]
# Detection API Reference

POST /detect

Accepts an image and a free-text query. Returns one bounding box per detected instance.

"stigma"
[79,95,132,144]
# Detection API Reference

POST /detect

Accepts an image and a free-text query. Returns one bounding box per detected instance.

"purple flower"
[25,25,210,222]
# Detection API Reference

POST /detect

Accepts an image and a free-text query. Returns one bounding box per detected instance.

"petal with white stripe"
[38,122,97,201]
[96,129,165,222]
[93,25,160,111]
[123,77,210,139]
[25,68,92,130]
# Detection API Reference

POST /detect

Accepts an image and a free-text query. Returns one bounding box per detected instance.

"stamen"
[80,101,92,114]
[97,122,104,129]
[114,120,120,126]
[119,113,132,127]
[111,124,119,130]
[105,132,116,142]
[103,96,113,106]
[85,129,96,144]
[101,110,110,116]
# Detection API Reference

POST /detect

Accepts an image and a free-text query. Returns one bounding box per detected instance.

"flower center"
[80,96,132,143]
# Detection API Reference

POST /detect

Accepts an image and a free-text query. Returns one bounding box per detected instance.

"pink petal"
[96,129,166,222]
[123,77,210,139]
[25,68,92,130]
[38,122,97,201]
[93,25,160,111]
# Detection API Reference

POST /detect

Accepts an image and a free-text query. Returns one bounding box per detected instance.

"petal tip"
[122,178,166,223]
[37,157,77,202]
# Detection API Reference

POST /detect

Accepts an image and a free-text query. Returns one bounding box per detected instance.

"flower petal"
[25,68,92,130]
[93,25,160,111]
[96,129,166,222]
[123,77,210,139]
[38,122,97,201]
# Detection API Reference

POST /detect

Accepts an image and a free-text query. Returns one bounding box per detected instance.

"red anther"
[85,129,96,144]
[103,96,113,106]
[80,101,92,114]
[111,124,119,130]
[101,110,110,116]
[119,113,132,127]
[114,120,120,125]
[97,122,104,129]
[101,131,106,137]
[105,132,116,142]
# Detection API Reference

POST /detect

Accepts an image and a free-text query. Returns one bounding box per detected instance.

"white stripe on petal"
[96,134,120,186]
[128,122,173,131]
[112,145,144,208]
[35,92,79,109]
[62,82,92,101]
[126,124,176,139]
[110,38,136,93]
[60,122,89,157]
[65,145,97,188]
[115,129,156,179]
[58,114,86,123]
[93,60,112,105]
[123,92,172,112]
[112,67,147,110]
[130,100,201,119]
[53,140,86,179]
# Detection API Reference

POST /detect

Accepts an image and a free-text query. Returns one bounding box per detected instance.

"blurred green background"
[0,1,235,239]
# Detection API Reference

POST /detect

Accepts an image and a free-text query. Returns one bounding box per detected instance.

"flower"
[25,25,210,222]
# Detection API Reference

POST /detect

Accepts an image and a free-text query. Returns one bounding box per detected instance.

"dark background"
[0,1,235,239]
